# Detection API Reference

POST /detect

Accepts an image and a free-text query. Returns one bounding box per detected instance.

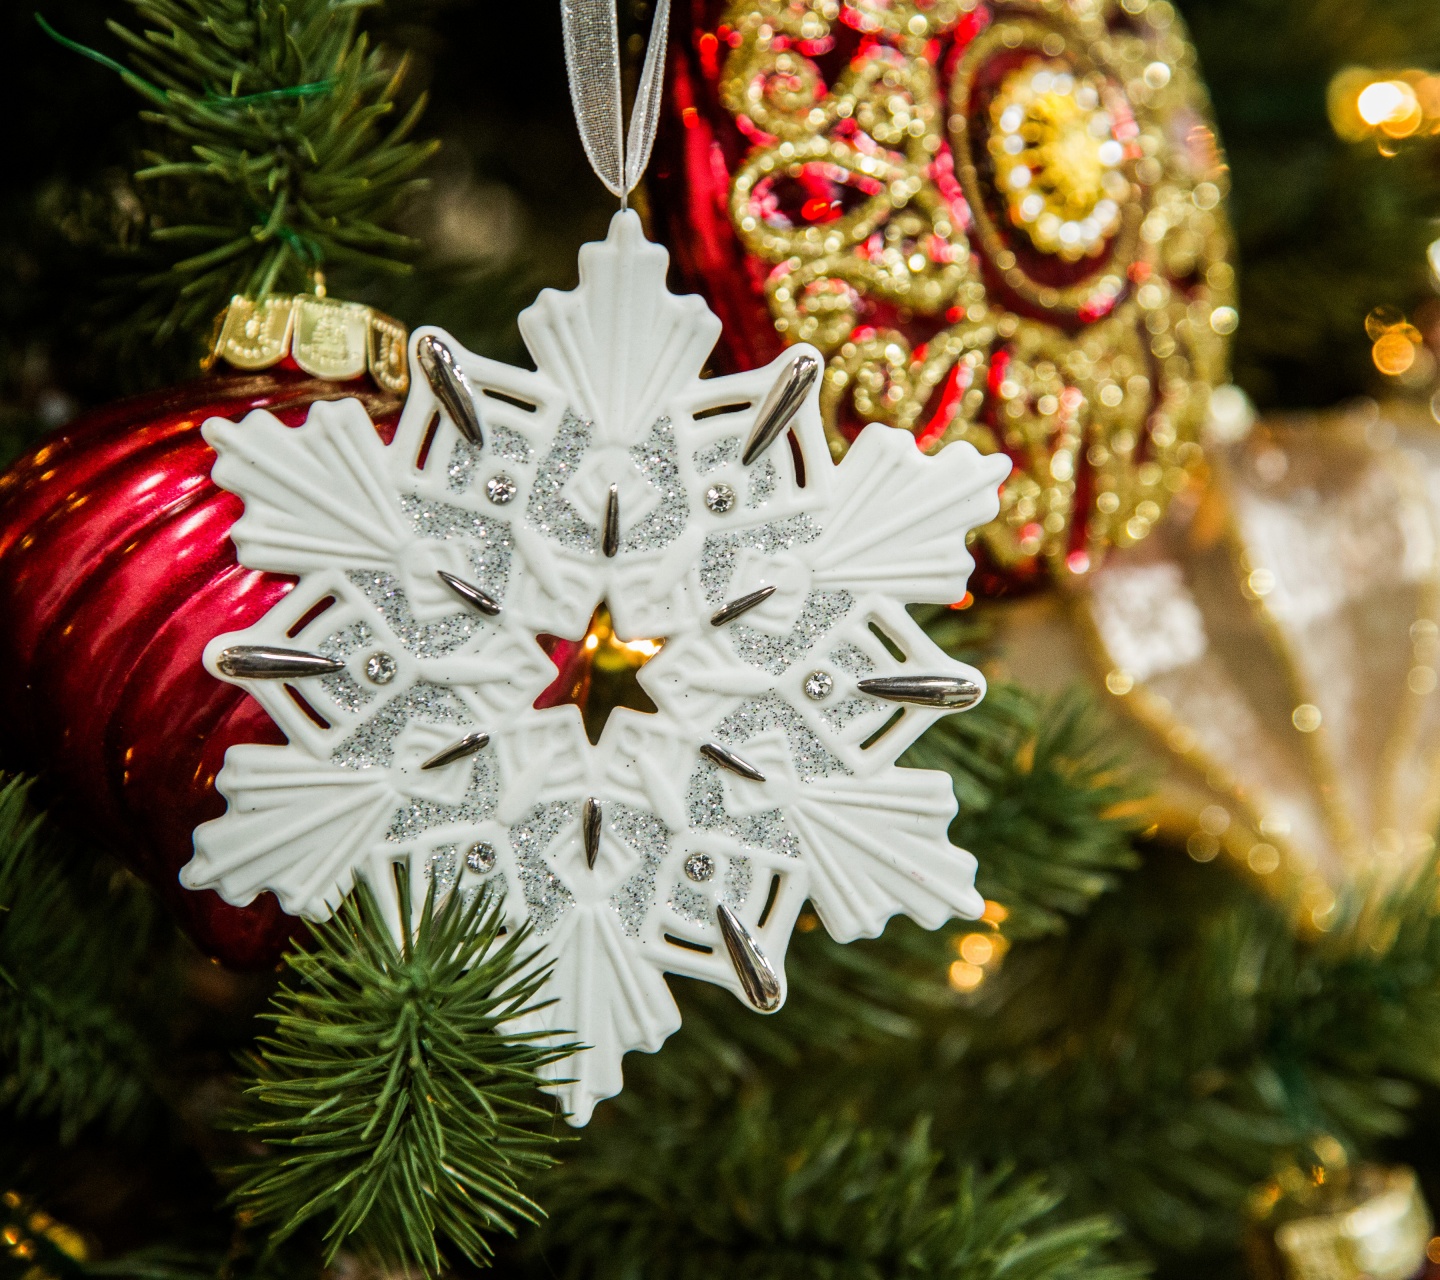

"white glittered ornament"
[183,210,1010,1123]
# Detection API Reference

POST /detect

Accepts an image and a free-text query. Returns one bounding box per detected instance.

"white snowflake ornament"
[184,211,1011,1123]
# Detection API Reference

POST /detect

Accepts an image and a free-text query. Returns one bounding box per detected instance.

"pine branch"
[525,1098,1143,1280]
[0,776,165,1143]
[910,854,1440,1260]
[905,683,1148,939]
[48,0,439,347]
[230,877,572,1277]
[909,605,1149,938]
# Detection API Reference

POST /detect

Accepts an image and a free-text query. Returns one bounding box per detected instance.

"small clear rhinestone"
[683,852,715,883]
[466,841,496,874]
[485,474,518,505]
[804,670,834,700]
[365,652,398,685]
[704,483,736,514]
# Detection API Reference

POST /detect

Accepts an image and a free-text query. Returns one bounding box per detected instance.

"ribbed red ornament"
[0,369,401,968]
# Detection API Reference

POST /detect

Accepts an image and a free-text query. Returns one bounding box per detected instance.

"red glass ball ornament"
[0,369,401,968]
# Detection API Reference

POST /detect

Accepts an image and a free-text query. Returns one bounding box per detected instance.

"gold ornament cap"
[210,294,409,394]
[1247,1160,1433,1280]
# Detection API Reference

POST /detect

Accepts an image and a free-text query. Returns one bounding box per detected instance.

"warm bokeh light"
[1357,80,1413,127]
[948,960,985,992]
[1330,66,1440,145]
[981,899,1009,925]
[959,933,995,965]
[1373,330,1419,376]
[1365,306,1427,379]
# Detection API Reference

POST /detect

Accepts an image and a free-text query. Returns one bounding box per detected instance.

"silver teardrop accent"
[437,570,501,617]
[583,797,601,869]
[716,903,782,1012]
[856,675,982,709]
[420,731,490,771]
[602,484,620,558]
[709,584,777,627]
[416,335,483,447]
[216,646,345,679]
[741,352,819,466]
[700,742,766,782]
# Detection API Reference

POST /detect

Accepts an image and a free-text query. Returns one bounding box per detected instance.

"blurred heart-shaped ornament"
[0,296,406,967]
[649,0,1237,589]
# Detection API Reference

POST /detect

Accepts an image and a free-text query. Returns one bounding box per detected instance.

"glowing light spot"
[1357,80,1409,126]
[948,960,985,991]
[1247,843,1281,874]
[959,933,995,965]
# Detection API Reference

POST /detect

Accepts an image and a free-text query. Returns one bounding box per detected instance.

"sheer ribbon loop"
[561,0,671,203]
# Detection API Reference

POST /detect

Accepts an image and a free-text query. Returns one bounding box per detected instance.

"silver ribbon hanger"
[561,0,672,206]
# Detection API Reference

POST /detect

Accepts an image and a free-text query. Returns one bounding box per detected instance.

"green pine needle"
[60,0,439,347]
[906,608,1148,938]
[231,875,573,1276]
[0,774,163,1143]
[529,1099,1144,1280]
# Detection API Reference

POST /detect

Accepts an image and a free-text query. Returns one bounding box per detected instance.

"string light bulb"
[1330,66,1440,146]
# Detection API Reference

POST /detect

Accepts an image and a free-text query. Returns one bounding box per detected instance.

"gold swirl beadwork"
[717,0,1235,578]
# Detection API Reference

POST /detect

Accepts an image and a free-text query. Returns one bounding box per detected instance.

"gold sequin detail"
[716,0,1236,577]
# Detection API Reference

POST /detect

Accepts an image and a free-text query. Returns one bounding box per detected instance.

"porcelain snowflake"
[185,212,1010,1123]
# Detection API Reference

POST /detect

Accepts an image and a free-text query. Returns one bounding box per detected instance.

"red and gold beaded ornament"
[650,0,1236,587]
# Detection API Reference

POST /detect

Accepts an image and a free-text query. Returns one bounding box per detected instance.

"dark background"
[4,0,1440,463]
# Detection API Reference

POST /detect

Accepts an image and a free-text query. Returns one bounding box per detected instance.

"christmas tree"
[6,3,1440,1280]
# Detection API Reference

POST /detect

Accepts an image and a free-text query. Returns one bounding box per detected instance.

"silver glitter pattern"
[624,418,689,553]
[447,428,533,493]
[729,589,854,675]
[686,761,802,859]
[348,570,481,658]
[699,515,822,603]
[387,753,498,844]
[715,692,849,781]
[668,882,710,923]
[460,871,509,915]
[722,856,753,910]
[330,681,469,770]
[693,436,738,473]
[318,620,376,712]
[426,845,460,897]
[527,412,597,551]
[830,643,877,677]
[493,425,534,463]
[400,494,513,600]
[819,697,877,731]
[668,848,756,924]
[510,802,577,935]
[607,803,672,937]
[747,458,778,507]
